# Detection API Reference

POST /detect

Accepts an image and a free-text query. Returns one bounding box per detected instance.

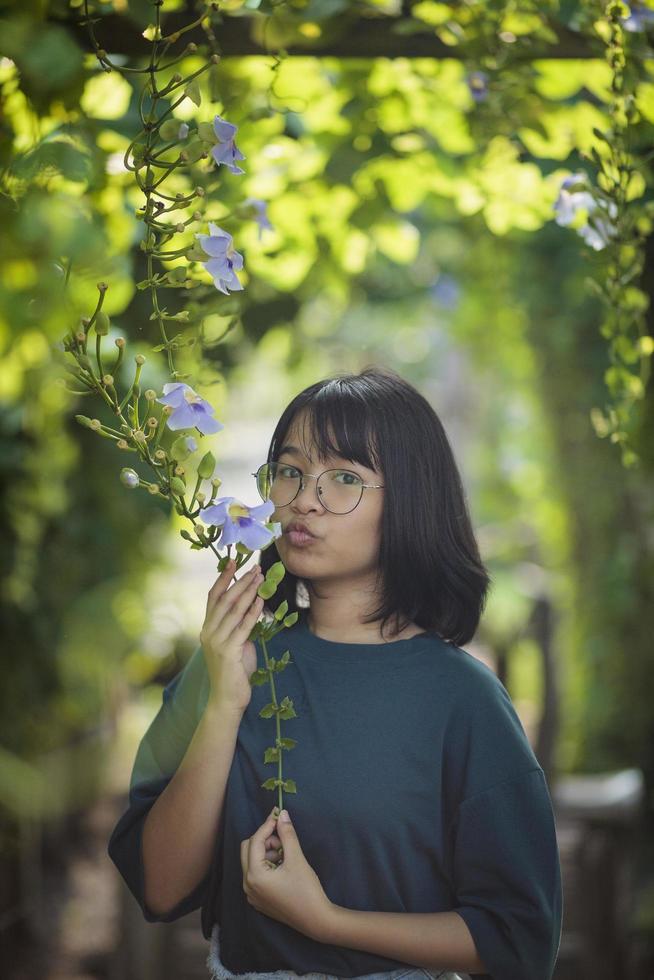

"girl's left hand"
[240,807,335,942]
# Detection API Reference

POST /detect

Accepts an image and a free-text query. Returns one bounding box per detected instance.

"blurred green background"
[1,0,654,976]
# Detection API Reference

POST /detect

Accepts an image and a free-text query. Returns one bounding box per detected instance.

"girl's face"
[271,410,385,589]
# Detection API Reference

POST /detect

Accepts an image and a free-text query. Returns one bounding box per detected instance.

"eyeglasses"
[252,461,384,515]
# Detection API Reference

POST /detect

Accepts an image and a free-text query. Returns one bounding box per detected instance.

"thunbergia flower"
[196,222,244,294]
[210,114,246,175]
[467,70,489,103]
[622,3,654,31]
[243,197,274,241]
[553,173,618,251]
[199,496,281,550]
[156,382,224,433]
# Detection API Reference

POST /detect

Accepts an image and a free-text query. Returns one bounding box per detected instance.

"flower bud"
[147,484,161,495]
[97,282,108,292]
[210,54,220,64]
[193,521,206,536]
[211,477,222,489]
[133,430,147,443]
[154,449,167,461]
[75,415,93,428]
[187,42,197,53]
[195,187,205,197]
[117,439,129,449]
[173,73,182,83]
[176,223,185,233]
[174,465,185,476]
[163,404,174,415]
[195,491,206,504]
[76,331,86,343]
[115,337,126,348]
[135,354,146,365]
[144,388,157,400]
[147,417,158,427]
[193,211,202,221]
[120,467,140,489]
[90,419,102,430]
[102,374,114,386]
[179,150,189,162]
[97,49,107,59]
[168,31,180,42]
[170,476,187,495]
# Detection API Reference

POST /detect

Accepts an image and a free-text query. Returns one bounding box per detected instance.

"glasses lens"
[256,464,364,513]
[257,462,301,507]
[318,469,363,514]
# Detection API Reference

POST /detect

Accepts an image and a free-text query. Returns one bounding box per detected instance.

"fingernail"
[280,809,290,822]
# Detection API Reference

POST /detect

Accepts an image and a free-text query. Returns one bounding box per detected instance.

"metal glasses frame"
[251,462,384,514]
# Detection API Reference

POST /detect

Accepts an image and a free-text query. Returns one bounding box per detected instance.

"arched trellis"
[47,0,653,466]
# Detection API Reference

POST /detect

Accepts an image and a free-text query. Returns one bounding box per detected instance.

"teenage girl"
[109,366,562,980]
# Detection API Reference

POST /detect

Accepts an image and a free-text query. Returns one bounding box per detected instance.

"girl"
[108,366,563,980]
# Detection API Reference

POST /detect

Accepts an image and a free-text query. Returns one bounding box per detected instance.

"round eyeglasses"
[252,462,384,515]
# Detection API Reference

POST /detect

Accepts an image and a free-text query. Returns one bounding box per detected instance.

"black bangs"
[269,378,381,472]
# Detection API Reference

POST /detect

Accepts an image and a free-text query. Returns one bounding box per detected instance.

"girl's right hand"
[200,559,265,716]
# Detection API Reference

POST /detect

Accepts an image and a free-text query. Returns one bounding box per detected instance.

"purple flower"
[553,173,618,251]
[622,3,654,31]
[467,70,489,103]
[156,382,224,434]
[243,197,274,241]
[195,222,244,294]
[210,114,246,176]
[199,496,280,550]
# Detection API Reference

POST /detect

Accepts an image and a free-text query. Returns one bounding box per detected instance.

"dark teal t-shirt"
[108,609,562,979]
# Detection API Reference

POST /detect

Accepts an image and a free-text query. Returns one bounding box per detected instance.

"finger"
[248,808,281,862]
[240,837,248,879]
[218,569,264,638]
[204,566,262,638]
[265,834,282,849]
[231,591,265,642]
[204,559,236,619]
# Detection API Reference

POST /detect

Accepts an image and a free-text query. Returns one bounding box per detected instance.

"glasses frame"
[251,461,384,515]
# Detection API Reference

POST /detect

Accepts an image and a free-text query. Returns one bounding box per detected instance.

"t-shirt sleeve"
[107,644,211,923]
[451,766,563,980]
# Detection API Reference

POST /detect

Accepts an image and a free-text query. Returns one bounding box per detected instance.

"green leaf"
[249,668,269,686]
[184,140,208,163]
[283,612,298,627]
[257,580,277,599]
[278,705,297,720]
[264,747,280,763]
[259,702,277,718]
[265,560,286,584]
[159,118,182,141]
[198,121,216,142]
[279,737,297,750]
[261,778,277,790]
[283,779,297,793]
[184,78,201,107]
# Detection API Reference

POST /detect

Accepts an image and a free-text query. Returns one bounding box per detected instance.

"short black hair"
[258,365,491,646]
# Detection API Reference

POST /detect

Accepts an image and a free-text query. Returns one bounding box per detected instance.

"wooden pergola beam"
[61,12,598,60]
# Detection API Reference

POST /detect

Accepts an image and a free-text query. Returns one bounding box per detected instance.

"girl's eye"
[278,465,299,478]
[334,470,360,485]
